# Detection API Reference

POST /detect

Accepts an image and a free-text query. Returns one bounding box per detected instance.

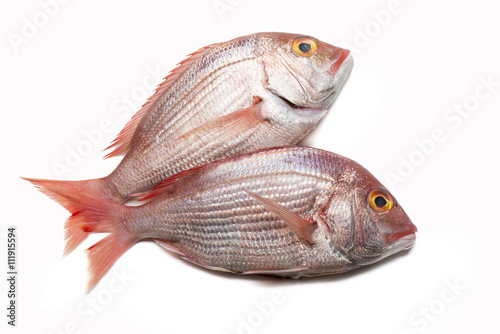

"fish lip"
[330,51,353,74]
[267,51,353,109]
[354,233,416,265]
[331,54,353,86]
[385,225,418,244]
[313,53,354,106]
[300,53,354,106]
[384,233,417,253]
[400,234,417,251]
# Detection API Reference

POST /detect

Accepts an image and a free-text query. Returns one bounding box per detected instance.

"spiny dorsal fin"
[103,42,222,159]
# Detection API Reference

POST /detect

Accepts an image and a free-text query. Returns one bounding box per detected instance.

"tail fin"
[22,177,115,254]
[23,177,134,291]
[21,176,121,206]
[86,231,133,292]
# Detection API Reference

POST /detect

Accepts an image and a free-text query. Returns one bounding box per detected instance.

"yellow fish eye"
[368,189,394,212]
[292,38,318,57]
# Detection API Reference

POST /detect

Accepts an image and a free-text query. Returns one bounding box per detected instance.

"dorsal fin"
[103,42,222,159]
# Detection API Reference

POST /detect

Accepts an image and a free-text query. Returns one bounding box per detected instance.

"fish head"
[323,161,417,266]
[260,33,353,110]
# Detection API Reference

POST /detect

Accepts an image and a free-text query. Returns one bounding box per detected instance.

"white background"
[1,0,499,333]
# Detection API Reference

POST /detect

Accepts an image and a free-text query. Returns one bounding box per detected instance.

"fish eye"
[368,189,394,212]
[292,37,318,57]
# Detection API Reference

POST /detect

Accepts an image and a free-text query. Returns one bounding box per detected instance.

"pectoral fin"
[177,96,265,142]
[132,98,266,201]
[244,190,316,243]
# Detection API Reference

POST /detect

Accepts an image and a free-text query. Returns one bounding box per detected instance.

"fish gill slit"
[348,197,357,257]
[274,50,308,105]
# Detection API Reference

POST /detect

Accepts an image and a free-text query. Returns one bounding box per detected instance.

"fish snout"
[329,49,352,74]
[385,219,418,244]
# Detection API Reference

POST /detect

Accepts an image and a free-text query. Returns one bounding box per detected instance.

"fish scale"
[43,32,357,205]
[22,34,378,290]
[25,32,354,217]
[147,44,257,138]
[63,146,414,287]
[124,148,343,272]
[145,39,257,126]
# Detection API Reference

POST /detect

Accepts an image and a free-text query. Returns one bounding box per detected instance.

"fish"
[24,32,353,206]
[26,147,417,291]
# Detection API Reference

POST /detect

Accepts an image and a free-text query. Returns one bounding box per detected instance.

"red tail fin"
[23,177,135,291]
[86,233,132,291]
[21,176,121,206]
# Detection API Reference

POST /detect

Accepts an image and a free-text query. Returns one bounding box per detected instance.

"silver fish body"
[27,147,416,290]
[24,32,354,266]
[103,32,353,202]
[119,147,416,278]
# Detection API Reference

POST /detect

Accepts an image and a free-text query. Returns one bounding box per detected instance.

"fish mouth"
[385,223,418,244]
[330,49,353,74]
[267,51,353,111]
[329,53,353,89]
[307,53,354,107]
[383,233,417,254]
